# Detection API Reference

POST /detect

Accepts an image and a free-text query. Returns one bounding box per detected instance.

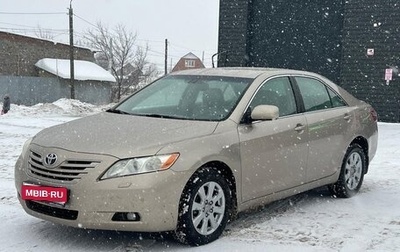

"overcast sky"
[0,0,220,70]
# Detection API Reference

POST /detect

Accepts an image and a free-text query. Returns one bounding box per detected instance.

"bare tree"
[84,22,157,101]
[140,63,160,89]
[34,25,55,40]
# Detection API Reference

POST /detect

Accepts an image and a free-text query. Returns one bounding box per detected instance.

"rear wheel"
[330,143,366,198]
[174,167,233,246]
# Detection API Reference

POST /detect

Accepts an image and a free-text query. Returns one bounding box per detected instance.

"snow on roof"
[35,58,116,82]
[182,52,200,59]
[0,31,93,51]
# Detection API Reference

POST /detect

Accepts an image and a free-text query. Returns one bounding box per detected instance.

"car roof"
[169,67,324,79]
[168,67,361,104]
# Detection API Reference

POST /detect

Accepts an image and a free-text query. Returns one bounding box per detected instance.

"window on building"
[185,60,196,68]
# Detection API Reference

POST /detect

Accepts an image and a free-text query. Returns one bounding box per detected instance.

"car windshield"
[113,75,253,121]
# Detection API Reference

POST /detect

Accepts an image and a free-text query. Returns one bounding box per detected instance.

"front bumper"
[14,147,190,232]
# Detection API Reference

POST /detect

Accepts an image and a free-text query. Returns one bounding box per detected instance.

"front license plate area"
[21,183,68,205]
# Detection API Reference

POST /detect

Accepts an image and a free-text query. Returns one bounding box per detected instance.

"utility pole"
[164,39,168,75]
[69,1,75,99]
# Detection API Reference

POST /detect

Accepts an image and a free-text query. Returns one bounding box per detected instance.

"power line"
[136,38,165,44]
[0,9,212,70]
[0,22,38,28]
[0,12,66,15]
[169,42,194,52]
[71,12,212,65]
[146,48,165,56]
[0,28,68,35]
[73,12,213,59]
[0,22,67,31]
[169,43,216,55]
[73,13,98,30]
[0,28,68,34]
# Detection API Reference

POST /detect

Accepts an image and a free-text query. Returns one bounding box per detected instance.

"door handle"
[294,124,305,132]
[344,113,351,121]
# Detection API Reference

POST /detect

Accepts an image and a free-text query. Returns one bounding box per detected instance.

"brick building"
[0,31,94,76]
[218,0,400,122]
[0,32,114,105]
[172,52,205,72]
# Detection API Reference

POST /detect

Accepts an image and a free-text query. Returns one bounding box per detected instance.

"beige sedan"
[15,68,378,246]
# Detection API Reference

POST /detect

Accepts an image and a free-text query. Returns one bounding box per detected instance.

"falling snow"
[0,100,399,251]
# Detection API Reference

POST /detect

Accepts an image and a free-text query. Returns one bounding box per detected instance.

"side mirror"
[251,105,279,121]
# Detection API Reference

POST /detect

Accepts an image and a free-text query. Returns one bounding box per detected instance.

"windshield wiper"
[141,114,185,120]
[106,108,132,115]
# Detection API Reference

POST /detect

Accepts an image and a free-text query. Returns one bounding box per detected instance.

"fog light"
[112,212,141,222]
[126,212,139,221]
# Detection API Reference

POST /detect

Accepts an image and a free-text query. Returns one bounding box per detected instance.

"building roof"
[0,31,93,52]
[35,58,116,82]
[171,52,205,72]
[182,52,200,59]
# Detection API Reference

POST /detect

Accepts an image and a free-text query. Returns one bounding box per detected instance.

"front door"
[239,77,309,202]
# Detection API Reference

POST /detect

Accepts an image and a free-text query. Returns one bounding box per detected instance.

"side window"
[296,77,332,112]
[328,88,347,108]
[250,77,297,117]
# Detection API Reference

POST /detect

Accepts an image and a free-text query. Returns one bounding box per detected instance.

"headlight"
[100,153,179,180]
[21,137,33,160]
[15,138,33,173]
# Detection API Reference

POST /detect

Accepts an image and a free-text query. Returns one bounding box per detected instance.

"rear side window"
[328,88,347,108]
[295,77,333,112]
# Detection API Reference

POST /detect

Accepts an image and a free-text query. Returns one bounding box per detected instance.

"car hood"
[32,112,218,158]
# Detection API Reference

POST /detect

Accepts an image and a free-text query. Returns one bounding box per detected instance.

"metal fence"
[0,76,112,106]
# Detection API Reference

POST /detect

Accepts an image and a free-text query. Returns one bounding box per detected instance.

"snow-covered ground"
[1,99,399,252]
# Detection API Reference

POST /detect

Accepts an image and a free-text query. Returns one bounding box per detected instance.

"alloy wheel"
[344,152,363,190]
[191,181,226,235]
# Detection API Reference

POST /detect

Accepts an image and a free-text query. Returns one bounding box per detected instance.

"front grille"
[26,200,78,220]
[28,150,100,183]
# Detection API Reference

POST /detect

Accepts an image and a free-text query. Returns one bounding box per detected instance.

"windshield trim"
[114,75,254,122]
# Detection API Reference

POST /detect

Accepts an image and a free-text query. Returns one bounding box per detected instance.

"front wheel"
[174,167,233,246]
[330,143,367,198]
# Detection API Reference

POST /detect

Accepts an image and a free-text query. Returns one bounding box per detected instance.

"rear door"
[239,76,309,202]
[294,76,353,182]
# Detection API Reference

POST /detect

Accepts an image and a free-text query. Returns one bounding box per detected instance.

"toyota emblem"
[44,153,58,166]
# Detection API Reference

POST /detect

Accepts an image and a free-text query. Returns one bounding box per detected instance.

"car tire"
[330,143,366,198]
[174,167,233,246]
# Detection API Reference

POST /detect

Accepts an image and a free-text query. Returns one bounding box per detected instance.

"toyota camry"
[15,67,378,246]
